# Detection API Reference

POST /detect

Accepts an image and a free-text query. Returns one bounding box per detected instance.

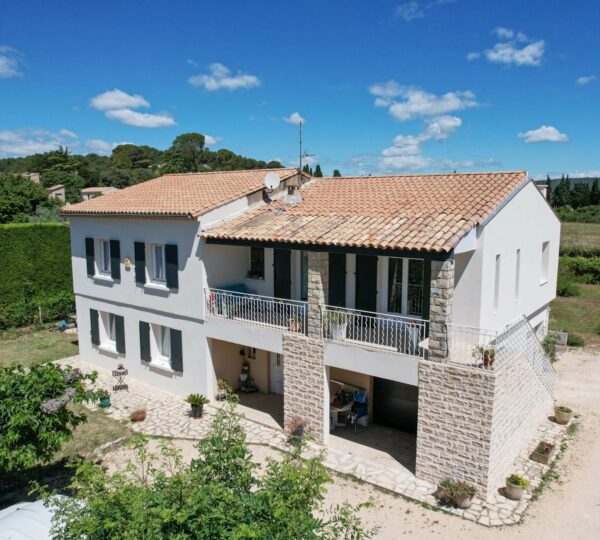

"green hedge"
[560,246,600,257]
[560,256,600,284]
[0,223,73,329]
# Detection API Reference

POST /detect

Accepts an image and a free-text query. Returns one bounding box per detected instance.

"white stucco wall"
[453,181,560,332]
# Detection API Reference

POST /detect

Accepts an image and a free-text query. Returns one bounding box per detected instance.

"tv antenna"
[298,122,315,172]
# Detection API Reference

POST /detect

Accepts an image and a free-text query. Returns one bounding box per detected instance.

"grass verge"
[0,328,79,367]
[550,283,600,346]
[561,222,600,249]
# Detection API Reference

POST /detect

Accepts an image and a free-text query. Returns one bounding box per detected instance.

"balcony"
[205,288,307,334]
[321,305,429,358]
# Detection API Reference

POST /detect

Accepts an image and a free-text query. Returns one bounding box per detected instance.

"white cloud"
[395,2,424,21]
[188,63,260,91]
[59,128,78,139]
[84,139,132,154]
[518,125,568,143]
[0,129,78,156]
[90,89,149,111]
[369,83,479,122]
[105,109,175,128]
[204,135,222,146]
[576,75,595,86]
[283,112,305,125]
[470,28,545,67]
[466,51,481,61]
[0,45,23,78]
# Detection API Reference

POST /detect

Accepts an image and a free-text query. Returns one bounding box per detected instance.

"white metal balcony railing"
[446,324,500,369]
[205,288,307,334]
[321,304,429,358]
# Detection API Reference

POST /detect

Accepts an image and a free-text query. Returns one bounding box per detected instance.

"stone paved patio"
[59,355,569,527]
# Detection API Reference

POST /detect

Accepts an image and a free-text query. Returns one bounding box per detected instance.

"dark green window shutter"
[139,321,150,362]
[115,315,126,354]
[110,240,121,280]
[170,328,183,372]
[165,244,179,289]
[134,242,146,285]
[85,238,95,277]
[90,309,99,345]
[422,259,432,322]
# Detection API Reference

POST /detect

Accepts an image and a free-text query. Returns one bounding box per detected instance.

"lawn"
[561,222,600,249]
[0,328,79,367]
[550,283,600,346]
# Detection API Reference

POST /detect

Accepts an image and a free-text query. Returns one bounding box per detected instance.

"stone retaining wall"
[282,333,326,443]
[428,259,454,360]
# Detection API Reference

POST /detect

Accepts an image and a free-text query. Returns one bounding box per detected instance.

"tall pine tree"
[314,164,323,177]
[332,169,342,177]
[590,178,600,205]
[545,175,552,205]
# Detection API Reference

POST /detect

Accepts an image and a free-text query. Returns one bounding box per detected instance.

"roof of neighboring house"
[46,184,64,191]
[202,171,528,253]
[63,169,299,218]
[80,186,118,193]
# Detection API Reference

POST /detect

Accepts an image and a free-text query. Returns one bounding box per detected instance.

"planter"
[288,319,302,333]
[554,407,573,425]
[99,395,111,408]
[190,404,204,418]
[453,494,474,509]
[216,389,228,401]
[530,442,556,465]
[130,410,146,423]
[289,426,304,446]
[329,321,347,341]
[505,481,525,501]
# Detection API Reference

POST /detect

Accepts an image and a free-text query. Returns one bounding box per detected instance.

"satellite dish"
[264,172,280,191]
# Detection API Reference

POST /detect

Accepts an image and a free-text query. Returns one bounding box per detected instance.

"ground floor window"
[151,324,171,369]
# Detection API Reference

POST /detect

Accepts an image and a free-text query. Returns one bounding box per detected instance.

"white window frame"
[147,243,166,284]
[96,239,111,276]
[99,311,117,351]
[150,323,171,369]
[494,254,501,313]
[384,257,425,318]
[541,241,550,284]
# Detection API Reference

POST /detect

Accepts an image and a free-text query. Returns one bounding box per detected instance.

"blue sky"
[1,0,599,178]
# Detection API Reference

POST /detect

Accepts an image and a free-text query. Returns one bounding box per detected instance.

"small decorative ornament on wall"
[124,257,132,270]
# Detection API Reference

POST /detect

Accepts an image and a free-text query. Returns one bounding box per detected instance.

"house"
[80,186,119,200]
[62,168,560,499]
[46,184,65,202]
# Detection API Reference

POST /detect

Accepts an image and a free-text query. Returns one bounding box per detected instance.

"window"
[407,260,424,316]
[494,254,501,313]
[150,244,166,283]
[541,241,550,283]
[98,240,111,275]
[101,312,116,349]
[151,324,171,369]
[249,247,265,279]
[514,249,521,300]
[387,258,403,313]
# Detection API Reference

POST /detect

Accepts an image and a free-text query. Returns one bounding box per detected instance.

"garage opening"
[209,338,283,429]
[328,367,417,472]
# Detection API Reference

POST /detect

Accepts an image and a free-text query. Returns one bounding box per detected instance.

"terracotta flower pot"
[454,494,474,509]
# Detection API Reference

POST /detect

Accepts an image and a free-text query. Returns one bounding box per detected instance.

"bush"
[507,474,529,488]
[557,205,600,224]
[567,333,585,347]
[542,334,559,363]
[560,246,600,258]
[556,274,581,297]
[560,256,600,284]
[438,478,476,506]
[0,291,75,330]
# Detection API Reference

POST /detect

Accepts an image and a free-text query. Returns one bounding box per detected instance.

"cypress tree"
[591,178,600,205]
[314,164,323,177]
[332,169,342,177]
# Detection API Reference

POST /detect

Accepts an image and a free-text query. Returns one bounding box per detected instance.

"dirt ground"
[102,348,600,539]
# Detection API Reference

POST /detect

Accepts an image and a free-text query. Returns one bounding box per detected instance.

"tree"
[44,398,375,539]
[332,169,342,177]
[313,164,323,177]
[553,175,571,207]
[166,133,206,172]
[570,182,591,208]
[0,362,100,472]
[0,173,51,223]
[545,176,552,205]
[41,170,84,204]
[590,178,600,205]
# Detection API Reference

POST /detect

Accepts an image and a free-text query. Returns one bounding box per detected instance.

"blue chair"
[349,389,368,431]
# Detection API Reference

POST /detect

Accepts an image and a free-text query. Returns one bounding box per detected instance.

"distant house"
[46,184,66,202]
[81,187,119,201]
[20,172,41,183]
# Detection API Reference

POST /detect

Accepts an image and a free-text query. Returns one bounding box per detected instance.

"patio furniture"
[112,367,128,391]
[348,389,368,432]
[330,401,353,430]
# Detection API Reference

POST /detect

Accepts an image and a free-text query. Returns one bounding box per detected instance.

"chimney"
[284,184,303,205]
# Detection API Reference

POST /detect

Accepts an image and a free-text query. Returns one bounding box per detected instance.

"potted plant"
[326,311,348,341]
[116,363,126,373]
[554,405,573,425]
[288,315,303,333]
[288,416,308,446]
[472,345,496,368]
[437,478,476,509]
[505,474,528,500]
[99,389,111,409]
[186,393,209,418]
[130,407,146,422]
[216,379,232,401]
[530,441,556,465]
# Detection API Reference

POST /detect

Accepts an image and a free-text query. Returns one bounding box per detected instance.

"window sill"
[93,274,114,283]
[143,359,175,374]
[245,276,265,281]
[540,279,548,286]
[144,282,169,292]
[97,344,119,356]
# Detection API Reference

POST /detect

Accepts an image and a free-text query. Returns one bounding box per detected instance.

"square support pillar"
[307,251,329,338]
[428,259,454,361]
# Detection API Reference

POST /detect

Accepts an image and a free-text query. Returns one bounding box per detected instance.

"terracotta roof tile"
[62,168,299,218]
[202,171,528,253]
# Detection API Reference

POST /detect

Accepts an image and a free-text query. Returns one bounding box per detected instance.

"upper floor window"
[249,247,265,279]
[541,241,550,284]
[494,254,501,313]
[387,258,403,313]
[301,251,308,301]
[150,244,166,284]
[85,237,120,281]
[387,258,425,317]
[407,260,424,316]
[98,239,111,275]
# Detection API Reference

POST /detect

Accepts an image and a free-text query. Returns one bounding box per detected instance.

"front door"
[328,253,346,307]
[355,255,377,312]
[270,353,284,394]
[274,249,291,299]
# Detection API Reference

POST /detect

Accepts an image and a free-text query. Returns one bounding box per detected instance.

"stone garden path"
[58,355,568,527]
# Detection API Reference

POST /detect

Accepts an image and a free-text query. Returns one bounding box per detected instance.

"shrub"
[557,405,573,413]
[438,478,476,506]
[595,324,600,336]
[567,333,585,347]
[560,256,600,284]
[185,394,209,406]
[556,274,581,297]
[507,474,529,488]
[542,334,559,363]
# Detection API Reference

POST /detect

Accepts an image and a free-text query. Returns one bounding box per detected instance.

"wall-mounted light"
[124,257,132,270]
